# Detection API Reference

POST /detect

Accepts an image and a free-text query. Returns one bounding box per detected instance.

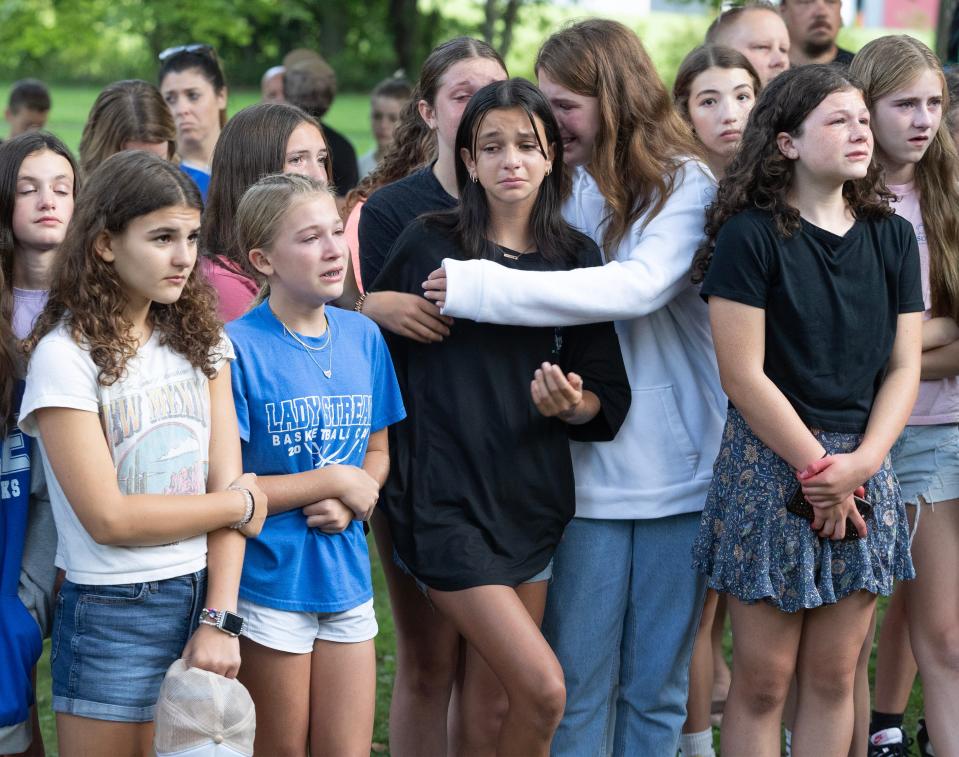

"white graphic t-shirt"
[19,323,233,584]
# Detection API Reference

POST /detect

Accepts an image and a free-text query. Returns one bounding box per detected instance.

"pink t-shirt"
[200,256,259,323]
[889,182,959,425]
[346,200,365,294]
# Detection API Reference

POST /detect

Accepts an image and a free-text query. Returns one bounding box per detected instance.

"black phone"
[786,485,872,541]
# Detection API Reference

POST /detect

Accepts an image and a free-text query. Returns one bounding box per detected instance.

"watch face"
[221,612,244,636]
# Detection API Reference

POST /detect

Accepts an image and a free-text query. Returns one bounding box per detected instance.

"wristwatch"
[199,607,245,637]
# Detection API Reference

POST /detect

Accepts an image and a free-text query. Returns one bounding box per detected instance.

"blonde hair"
[851,36,959,321]
[235,173,335,306]
[535,19,701,255]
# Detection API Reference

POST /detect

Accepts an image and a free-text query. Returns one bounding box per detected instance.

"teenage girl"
[79,79,176,175]
[0,132,79,756]
[18,150,266,757]
[357,75,412,180]
[672,43,761,757]
[425,20,721,756]
[849,36,959,757]
[158,44,228,200]
[690,64,920,757]
[199,102,329,321]
[226,173,405,756]
[348,37,508,757]
[374,77,629,757]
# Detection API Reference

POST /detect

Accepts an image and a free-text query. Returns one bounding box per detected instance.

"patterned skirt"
[692,408,915,613]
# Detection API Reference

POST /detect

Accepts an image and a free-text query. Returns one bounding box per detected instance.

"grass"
[1,85,377,158]
[31,562,926,756]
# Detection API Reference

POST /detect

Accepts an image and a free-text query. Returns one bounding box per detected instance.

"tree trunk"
[389,0,419,75]
[483,0,497,45]
[499,0,522,58]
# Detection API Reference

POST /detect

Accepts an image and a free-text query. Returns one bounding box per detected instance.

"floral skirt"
[692,408,915,613]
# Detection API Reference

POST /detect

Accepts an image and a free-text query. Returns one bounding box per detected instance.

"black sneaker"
[916,718,934,756]
[869,726,914,756]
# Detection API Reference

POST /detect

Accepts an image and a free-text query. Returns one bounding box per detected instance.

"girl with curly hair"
[690,64,922,756]
[18,150,267,756]
[424,19,721,756]
[0,131,78,756]
[848,36,959,757]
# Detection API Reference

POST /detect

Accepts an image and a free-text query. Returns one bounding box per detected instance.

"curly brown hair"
[692,64,893,283]
[0,269,16,431]
[26,151,222,385]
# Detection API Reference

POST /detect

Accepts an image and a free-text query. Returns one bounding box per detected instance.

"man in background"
[5,80,50,140]
[781,0,855,66]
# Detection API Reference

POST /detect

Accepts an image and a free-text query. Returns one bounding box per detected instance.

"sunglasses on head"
[158,44,215,63]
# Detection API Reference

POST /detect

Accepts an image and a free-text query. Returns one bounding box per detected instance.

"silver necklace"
[278,315,333,379]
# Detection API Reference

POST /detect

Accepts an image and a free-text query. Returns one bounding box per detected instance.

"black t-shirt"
[701,208,923,432]
[833,47,855,65]
[358,166,456,286]
[322,122,358,195]
[371,219,631,590]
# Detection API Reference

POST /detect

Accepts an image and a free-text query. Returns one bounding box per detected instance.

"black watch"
[199,608,245,637]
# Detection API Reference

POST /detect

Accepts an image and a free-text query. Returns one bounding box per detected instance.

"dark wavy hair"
[693,64,893,282]
[428,78,585,266]
[200,102,329,279]
[346,36,507,212]
[26,151,222,385]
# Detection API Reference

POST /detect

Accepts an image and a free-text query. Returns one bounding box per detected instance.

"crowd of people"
[1,4,959,757]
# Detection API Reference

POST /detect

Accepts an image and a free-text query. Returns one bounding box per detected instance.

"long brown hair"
[79,80,176,176]
[693,64,892,282]
[26,151,222,385]
[851,36,959,321]
[345,37,507,212]
[0,267,16,431]
[535,19,702,256]
[200,103,329,276]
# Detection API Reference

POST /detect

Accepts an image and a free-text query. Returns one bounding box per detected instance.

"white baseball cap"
[154,659,255,757]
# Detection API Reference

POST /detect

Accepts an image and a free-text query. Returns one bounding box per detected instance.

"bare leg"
[905,500,959,756]
[453,581,548,757]
[873,586,917,714]
[237,638,310,756]
[309,638,376,757]
[792,591,877,757]
[429,584,565,757]
[56,715,153,757]
[849,608,876,756]
[710,593,731,707]
[684,589,719,734]
[721,597,803,757]
[370,512,460,757]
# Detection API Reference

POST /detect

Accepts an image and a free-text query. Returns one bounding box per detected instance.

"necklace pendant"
[322,368,332,379]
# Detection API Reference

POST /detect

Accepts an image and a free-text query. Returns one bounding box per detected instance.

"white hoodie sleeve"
[441,161,714,327]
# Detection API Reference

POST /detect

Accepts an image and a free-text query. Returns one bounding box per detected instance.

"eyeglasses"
[158,44,215,63]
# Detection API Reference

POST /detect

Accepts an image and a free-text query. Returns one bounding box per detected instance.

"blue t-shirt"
[1,382,41,727]
[228,302,405,612]
[180,163,210,203]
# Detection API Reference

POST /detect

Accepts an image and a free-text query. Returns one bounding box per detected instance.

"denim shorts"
[891,424,959,506]
[237,596,377,653]
[51,570,206,722]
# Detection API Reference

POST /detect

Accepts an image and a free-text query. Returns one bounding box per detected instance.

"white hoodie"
[439,162,726,520]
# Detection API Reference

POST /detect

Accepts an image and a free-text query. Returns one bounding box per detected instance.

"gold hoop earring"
[545,166,552,176]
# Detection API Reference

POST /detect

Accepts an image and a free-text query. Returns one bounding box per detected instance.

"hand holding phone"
[786,486,870,541]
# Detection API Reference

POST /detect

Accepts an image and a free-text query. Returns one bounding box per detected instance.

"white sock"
[784,727,792,757]
[679,728,715,757]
